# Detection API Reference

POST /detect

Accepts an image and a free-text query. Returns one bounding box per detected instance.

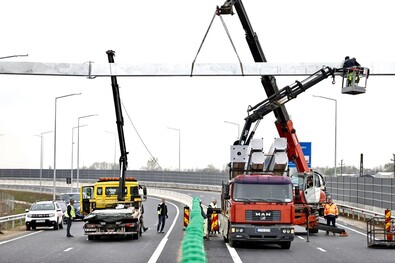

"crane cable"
[191,8,244,76]
[121,99,164,171]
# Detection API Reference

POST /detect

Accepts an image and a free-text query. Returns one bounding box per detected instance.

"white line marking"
[317,247,327,252]
[336,222,367,236]
[0,230,43,245]
[225,243,243,263]
[63,247,73,252]
[297,235,305,240]
[147,199,180,263]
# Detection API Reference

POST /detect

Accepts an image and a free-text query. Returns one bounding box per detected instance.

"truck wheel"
[228,236,237,247]
[280,241,291,249]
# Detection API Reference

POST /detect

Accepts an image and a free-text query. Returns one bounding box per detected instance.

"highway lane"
[2,186,395,263]
[0,197,187,263]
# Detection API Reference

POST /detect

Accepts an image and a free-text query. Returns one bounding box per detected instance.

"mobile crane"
[80,50,147,240]
[216,0,368,236]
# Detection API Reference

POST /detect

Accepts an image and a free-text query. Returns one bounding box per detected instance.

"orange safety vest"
[324,203,338,216]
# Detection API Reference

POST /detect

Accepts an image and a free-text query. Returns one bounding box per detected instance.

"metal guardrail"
[0,213,25,231]
[338,204,394,221]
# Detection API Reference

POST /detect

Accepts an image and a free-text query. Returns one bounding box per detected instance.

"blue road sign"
[288,142,311,168]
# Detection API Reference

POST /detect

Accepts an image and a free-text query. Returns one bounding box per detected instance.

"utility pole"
[391,153,395,177]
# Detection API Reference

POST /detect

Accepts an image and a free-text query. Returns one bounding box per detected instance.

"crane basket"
[367,216,395,248]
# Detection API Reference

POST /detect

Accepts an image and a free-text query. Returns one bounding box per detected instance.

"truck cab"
[80,177,146,215]
[220,174,295,248]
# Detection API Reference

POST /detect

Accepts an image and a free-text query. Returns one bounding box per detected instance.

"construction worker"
[65,199,76,237]
[343,56,361,86]
[206,199,218,238]
[324,198,339,235]
[157,198,168,233]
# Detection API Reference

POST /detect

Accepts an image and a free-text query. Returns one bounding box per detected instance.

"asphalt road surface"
[1,190,395,263]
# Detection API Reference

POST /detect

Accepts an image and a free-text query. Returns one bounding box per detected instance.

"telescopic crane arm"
[106,50,128,202]
[218,0,308,172]
[238,66,337,168]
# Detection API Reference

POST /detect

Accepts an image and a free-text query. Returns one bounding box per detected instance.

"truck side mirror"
[223,183,230,200]
[142,185,147,200]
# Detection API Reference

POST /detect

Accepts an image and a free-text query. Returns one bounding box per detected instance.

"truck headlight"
[231,227,244,233]
[282,228,294,234]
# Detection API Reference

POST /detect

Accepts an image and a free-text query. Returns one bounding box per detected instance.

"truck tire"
[280,241,291,249]
[229,237,237,247]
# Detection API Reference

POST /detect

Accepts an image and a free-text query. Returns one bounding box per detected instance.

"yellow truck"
[80,177,147,240]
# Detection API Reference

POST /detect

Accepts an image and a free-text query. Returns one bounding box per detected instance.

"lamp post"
[34,131,53,192]
[313,95,337,177]
[71,125,87,192]
[53,93,81,201]
[391,154,395,177]
[105,131,117,169]
[0,54,28,60]
[77,114,98,190]
[224,120,240,139]
[167,127,181,172]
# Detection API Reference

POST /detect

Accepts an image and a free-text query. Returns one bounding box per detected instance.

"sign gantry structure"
[0,61,395,78]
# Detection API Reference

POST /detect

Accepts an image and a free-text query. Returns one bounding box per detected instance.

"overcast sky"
[1,0,395,172]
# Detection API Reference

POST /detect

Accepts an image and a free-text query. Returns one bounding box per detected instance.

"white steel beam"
[0,62,394,77]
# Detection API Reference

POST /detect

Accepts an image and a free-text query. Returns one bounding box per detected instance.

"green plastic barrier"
[181,197,207,263]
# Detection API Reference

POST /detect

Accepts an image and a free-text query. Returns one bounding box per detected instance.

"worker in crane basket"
[324,198,339,235]
[343,56,361,86]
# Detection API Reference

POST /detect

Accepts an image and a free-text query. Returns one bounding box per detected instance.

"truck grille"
[245,210,281,221]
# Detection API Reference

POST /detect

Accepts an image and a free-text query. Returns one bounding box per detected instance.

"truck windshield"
[233,183,293,203]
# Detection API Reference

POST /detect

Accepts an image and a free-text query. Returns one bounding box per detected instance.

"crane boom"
[106,50,128,201]
[218,0,308,172]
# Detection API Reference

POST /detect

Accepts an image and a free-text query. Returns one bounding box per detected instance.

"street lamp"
[77,114,98,190]
[313,95,337,177]
[35,131,53,192]
[105,131,117,169]
[0,54,28,60]
[167,127,181,172]
[53,93,81,201]
[71,125,87,192]
[224,120,240,139]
